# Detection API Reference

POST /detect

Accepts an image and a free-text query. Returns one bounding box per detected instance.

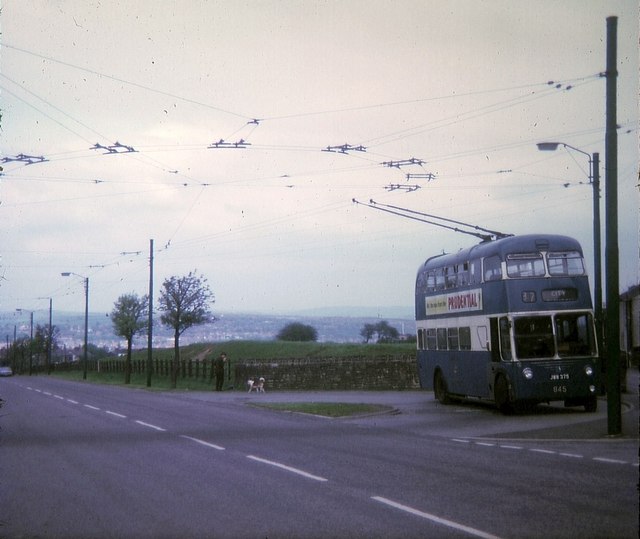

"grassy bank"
[49,340,416,391]
[138,340,415,363]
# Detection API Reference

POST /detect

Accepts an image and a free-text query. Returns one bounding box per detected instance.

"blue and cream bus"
[415,234,599,413]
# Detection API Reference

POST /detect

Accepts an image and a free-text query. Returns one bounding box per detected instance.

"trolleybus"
[415,234,599,413]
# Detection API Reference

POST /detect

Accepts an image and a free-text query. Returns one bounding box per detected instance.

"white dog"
[247,377,266,393]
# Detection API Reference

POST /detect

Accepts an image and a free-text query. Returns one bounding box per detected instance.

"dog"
[247,377,266,393]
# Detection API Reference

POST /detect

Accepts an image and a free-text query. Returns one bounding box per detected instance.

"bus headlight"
[523,367,534,380]
[584,365,594,376]
[589,385,596,393]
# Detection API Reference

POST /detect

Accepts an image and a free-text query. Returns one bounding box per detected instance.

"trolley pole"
[604,16,621,435]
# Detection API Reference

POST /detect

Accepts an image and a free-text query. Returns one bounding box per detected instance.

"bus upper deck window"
[548,251,585,276]
[483,255,502,281]
[506,252,545,278]
[435,269,446,290]
[445,266,456,289]
[426,271,436,291]
[469,259,481,284]
[457,262,469,286]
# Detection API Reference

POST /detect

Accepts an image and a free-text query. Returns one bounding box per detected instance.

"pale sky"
[1,0,638,320]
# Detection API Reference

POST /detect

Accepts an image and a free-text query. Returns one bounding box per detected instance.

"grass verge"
[251,402,394,417]
[49,371,218,392]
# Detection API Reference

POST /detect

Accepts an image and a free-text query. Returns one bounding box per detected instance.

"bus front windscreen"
[513,316,555,359]
[513,313,596,359]
[555,313,596,357]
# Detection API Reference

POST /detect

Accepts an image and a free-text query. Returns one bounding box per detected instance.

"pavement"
[186,365,639,441]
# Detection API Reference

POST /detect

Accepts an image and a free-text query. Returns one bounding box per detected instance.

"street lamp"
[16,308,34,375]
[536,142,603,359]
[61,272,89,380]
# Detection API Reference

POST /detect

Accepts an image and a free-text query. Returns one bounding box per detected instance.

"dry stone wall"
[235,355,419,391]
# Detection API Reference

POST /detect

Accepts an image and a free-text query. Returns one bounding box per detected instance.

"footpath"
[189,366,639,441]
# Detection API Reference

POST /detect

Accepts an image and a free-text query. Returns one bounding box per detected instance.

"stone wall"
[235,355,419,391]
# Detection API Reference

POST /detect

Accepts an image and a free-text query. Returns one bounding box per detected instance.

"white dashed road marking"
[593,457,628,465]
[451,437,637,467]
[134,420,166,432]
[246,455,328,482]
[180,435,225,451]
[372,496,503,539]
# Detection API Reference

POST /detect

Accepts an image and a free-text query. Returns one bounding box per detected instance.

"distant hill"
[1,310,415,350]
[288,305,413,319]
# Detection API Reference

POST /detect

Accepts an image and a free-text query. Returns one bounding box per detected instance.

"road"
[1,375,638,539]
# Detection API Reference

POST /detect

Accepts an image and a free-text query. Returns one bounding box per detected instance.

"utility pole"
[605,16,621,435]
[83,277,89,380]
[147,239,154,388]
[48,298,53,374]
[29,311,33,376]
[591,153,602,353]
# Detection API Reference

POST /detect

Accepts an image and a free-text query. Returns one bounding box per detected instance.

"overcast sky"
[1,0,638,321]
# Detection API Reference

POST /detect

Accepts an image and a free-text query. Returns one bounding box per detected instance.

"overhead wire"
[2,40,619,272]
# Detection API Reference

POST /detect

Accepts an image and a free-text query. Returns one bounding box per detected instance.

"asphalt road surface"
[1,374,638,539]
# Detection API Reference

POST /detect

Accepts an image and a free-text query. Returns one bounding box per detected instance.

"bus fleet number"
[552,385,568,394]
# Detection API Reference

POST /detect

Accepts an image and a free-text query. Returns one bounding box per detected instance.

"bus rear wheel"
[434,370,451,405]
[495,374,514,415]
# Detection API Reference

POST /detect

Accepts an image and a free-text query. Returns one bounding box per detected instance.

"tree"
[159,271,214,388]
[360,323,376,343]
[33,323,60,373]
[111,293,149,384]
[375,320,400,343]
[359,321,400,343]
[276,322,318,342]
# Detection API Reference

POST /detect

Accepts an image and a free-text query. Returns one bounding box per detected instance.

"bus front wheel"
[434,370,451,405]
[495,374,514,415]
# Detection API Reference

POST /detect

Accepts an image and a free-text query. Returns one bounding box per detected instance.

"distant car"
[0,366,13,376]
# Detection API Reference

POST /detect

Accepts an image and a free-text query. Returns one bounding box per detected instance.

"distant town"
[1,310,416,354]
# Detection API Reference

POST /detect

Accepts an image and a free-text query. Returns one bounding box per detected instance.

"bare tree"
[111,293,149,384]
[159,271,214,388]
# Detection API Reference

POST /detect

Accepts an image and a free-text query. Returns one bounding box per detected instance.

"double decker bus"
[415,234,599,413]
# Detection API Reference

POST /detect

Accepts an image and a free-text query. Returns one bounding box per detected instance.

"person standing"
[213,352,227,391]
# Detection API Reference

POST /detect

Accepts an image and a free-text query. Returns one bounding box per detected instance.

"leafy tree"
[360,323,376,343]
[159,271,214,388]
[276,322,318,342]
[375,320,400,343]
[111,293,149,384]
[360,321,400,343]
[33,323,61,373]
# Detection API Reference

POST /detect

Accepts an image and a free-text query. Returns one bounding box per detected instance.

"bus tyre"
[495,375,514,415]
[434,371,451,405]
[583,396,597,413]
